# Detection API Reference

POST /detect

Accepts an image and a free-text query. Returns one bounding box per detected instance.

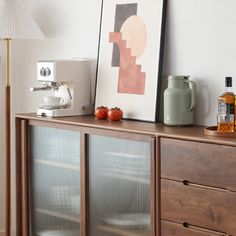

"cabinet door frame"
[16,118,83,236]
[82,127,156,236]
[16,118,29,236]
[15,118,157,236]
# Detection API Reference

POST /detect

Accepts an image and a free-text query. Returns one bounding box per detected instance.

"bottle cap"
[225,77,232,87]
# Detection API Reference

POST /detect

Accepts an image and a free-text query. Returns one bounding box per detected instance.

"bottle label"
[218,101,234,114]
[218,100,226,114]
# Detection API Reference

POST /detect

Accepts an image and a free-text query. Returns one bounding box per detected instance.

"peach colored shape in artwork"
[121,15,147,58]
[109,32,146,95]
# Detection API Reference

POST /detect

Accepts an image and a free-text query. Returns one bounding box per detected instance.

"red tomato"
[95,106,109,119]
[108,107,123,121]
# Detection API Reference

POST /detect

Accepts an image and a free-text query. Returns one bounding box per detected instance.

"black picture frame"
[95,0,167,122]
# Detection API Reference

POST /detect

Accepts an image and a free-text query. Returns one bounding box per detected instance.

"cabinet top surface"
[16,113,236,146]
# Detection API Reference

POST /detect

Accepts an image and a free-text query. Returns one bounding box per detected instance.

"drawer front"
[161,220,224,236]
[161,138,236,191]
[161,179,236,235]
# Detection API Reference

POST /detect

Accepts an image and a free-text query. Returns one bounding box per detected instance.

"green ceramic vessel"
[164,75,196,126]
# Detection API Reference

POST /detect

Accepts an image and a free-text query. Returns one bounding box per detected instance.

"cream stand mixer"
[30,59,93,117]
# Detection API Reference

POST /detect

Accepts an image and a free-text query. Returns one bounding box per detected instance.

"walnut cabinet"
[15,114,236,236]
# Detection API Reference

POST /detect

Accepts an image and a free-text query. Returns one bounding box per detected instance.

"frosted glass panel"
[29,126,80,236]
[89,135,151,236]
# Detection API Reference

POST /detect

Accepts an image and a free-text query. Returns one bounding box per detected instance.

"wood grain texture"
[15,113,236,147]
[161,179,236,235]
[28,119,153,142]
[205,126,236,137]
[161,138,236,191]
[161,220,224,236]
[14,115,236,236]
[21,120,29,236]
[15,118,22,236]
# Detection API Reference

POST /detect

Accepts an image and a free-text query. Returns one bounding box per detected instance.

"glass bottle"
[235,95,236,130]
[217,77,235,132]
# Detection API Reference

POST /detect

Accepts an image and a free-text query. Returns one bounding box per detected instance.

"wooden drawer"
[161,179,236,235]
[161,138,236,191]
[161,220,226,236]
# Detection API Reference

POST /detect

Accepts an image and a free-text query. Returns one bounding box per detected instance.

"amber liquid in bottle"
[217,77,235,132]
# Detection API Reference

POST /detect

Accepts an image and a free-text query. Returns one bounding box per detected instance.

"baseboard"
[0,229,16,236]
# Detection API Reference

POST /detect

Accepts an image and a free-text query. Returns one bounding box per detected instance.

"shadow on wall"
[159,75,168,122]
[31,5,63,38]
[194,78,212,124]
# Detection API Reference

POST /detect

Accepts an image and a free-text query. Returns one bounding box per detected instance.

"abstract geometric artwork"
[110,4,147,94]
[95,0,166,121]
[110,13,147,94]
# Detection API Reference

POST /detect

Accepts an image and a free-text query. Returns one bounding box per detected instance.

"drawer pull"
[226,186,236,192]
[183,180,189,186]
[182,222,228,235]
[182,180,228,193]
[182,222,189,227]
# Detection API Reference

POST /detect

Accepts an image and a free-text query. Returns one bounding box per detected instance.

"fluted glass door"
[29,126,80,236]
[88,134,152,236]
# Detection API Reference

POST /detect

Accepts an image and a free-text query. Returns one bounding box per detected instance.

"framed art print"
[95,0,167,122]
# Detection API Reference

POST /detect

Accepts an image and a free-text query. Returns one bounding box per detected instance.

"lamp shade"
[0,0,44,39]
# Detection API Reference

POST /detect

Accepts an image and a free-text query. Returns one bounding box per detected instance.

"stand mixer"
[30,59,93,117]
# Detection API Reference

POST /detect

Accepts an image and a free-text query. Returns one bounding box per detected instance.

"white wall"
[0,0,102,233]
[163,0,236,125]
[1,0,236,233]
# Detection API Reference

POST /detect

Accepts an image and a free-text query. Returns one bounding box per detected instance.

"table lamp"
[0,0,44,235]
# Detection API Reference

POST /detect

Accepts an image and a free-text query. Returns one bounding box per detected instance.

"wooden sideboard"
[15,114,236,236]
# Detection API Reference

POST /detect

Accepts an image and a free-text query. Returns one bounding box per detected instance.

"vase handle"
[188,80,196,111]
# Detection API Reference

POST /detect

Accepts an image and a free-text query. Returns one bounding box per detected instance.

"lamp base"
[5,85,11,236]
